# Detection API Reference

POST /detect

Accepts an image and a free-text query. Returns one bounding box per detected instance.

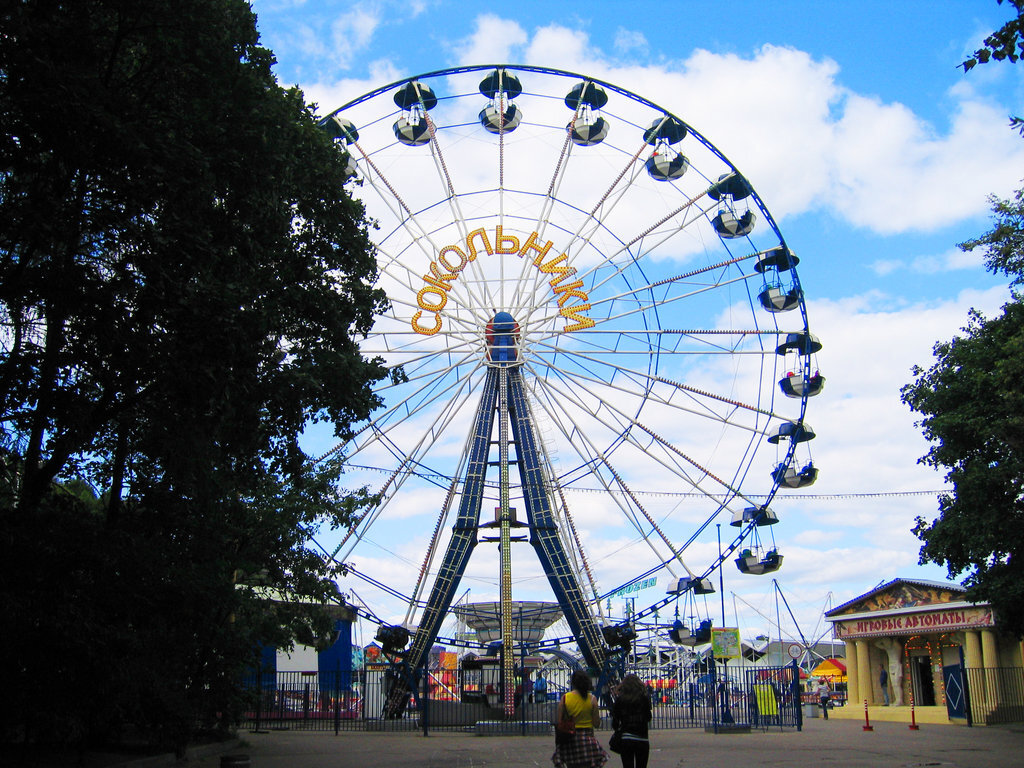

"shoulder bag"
[555,695,576,745]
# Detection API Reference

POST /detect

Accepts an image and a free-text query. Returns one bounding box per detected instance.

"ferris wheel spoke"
[509,117,583,304]
[527,378,699,578]
[530,343,779,422]
[587,273,774,344]
[531,366,752,502]
[510,139,652,317]
[404,141,505,316]
[363,330,480,379]
[356,144,498,316]
[331,381,483,564]
[586,242,765,307]
[341,359,483,468]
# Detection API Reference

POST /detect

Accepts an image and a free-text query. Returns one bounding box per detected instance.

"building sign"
[711,627,741,660]
[611,577,657,598]
[411,226,595,335]
[833,606,994,639]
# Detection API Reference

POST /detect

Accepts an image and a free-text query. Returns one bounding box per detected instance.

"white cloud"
[453,15,529,66]
[330,7,381,70]
[614,28,648,58]
[437,22,1024,236]
[869,247,986,276]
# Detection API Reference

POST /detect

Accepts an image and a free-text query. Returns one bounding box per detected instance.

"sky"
[248,0,1024,657]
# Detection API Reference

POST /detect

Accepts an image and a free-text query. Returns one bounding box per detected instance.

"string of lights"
[336,462,947,500]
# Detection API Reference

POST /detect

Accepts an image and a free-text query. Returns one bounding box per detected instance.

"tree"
[961,0,1024,134]
[0,0,390,748]
[961,0,1024,70]
[901,188,1024,638]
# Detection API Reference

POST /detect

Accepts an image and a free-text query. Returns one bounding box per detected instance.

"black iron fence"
[240,662,802,734]
[966,666,1024,725]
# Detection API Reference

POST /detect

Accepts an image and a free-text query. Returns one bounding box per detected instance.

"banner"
[711,627,741,659]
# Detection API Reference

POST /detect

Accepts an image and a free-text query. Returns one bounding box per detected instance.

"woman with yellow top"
[552,670,608,768]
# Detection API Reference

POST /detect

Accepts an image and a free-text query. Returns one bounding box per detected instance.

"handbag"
[609,729,623,753]
[555,698,576,745]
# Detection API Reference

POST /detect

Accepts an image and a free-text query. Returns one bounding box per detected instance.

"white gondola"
[667,576,715,595]
[341,153,358,180]
[393,80,438,111]
[320,114,358,144]
[767,420,815,444]
[480,102,523,134]
[646,148,689,180]
[779,371,825,398]
[713,208,756,238]
[393,115,431,146]
[668,619,693,644]
[730,506,779,527]
[754,246,799,273]
[571,115,610,146]
[773,461,818,488]
[758,284,801,312]
[736,548,783,575]
[775,331,823,356]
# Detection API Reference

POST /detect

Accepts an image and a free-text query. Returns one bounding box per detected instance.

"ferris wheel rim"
[315,64,818,644]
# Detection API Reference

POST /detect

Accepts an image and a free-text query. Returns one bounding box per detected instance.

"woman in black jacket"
[610,674,652,768]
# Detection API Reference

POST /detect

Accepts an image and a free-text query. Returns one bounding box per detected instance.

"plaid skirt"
[552,728,609,768]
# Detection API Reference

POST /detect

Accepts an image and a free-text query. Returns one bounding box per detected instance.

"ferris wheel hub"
[485,311,521,365]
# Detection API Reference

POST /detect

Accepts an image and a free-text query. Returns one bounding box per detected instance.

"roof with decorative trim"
[825,578,967,618]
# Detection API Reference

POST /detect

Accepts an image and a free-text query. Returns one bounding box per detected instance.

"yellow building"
[825,578,1024,725]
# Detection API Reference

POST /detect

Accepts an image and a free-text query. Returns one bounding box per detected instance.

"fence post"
[334,664,341,735]
[792,659,802,732]
[252,662,263,734]
[422,667,430,737]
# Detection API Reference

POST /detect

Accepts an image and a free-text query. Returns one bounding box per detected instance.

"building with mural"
[825,578,1024,725]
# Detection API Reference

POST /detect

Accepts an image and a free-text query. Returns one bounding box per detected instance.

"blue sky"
[249,0,1024,651]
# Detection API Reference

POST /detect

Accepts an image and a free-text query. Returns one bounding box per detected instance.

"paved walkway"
[186,718,1024,768]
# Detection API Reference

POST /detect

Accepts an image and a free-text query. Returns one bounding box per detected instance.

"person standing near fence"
[535,671,548,703]
[611,674,652,768]
[552,670,608,768]
[816,678,831,720]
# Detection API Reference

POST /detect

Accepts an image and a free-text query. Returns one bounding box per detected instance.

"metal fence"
[240,661,802,734]
[966,666,1024,725]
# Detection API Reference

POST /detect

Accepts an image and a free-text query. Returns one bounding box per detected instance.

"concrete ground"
[182,717,1024,768]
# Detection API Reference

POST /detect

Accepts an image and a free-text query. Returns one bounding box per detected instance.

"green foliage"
[0,0,388,749]
[901,190,1024,639]
[961,1,1024,131]
[960,188,1024,293]
[961,0,1024,71]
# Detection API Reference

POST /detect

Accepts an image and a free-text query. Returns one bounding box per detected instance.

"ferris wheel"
[315,65,823,698]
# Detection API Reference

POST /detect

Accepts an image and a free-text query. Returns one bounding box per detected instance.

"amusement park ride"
[312,65,824,719]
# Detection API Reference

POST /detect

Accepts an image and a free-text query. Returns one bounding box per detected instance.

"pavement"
[179,718,1024,768]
